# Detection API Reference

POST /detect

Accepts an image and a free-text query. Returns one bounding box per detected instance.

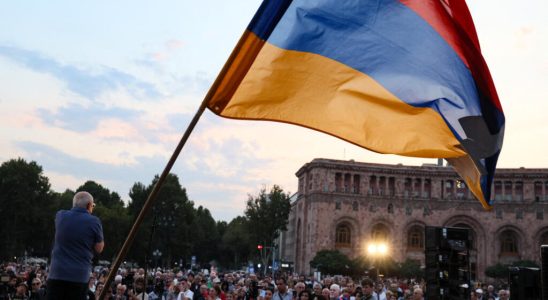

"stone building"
[281,158,548,280]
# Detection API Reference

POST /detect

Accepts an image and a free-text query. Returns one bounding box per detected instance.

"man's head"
[313,283,322,295]
[375,282,383,293]
[412,288,423,300]
[295,282,306,295]
[276,278,287,294]
[361,279,374,296]
[329,284,340,300]
[73,191,95,213]
[116,284,127,295]
[16,281,28,296]
[31,278,42,291]
[498,289,510,300]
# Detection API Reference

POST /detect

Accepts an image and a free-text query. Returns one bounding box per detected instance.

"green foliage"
[309,250,354,275]
[0,157,294,271]
[512,260,539,268]
[485,263,509,279]
[245,185,291,246]
[485,260,540,279]
[397,259,423,279]
[0,158,57,259]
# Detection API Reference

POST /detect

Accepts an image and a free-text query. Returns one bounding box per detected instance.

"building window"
[537,211,544,220]
[540,232,548,246]
[495,181,503,201]
[413,178,421,197]
[500,231,519,255]
[335,201,341,210]
[352,201,359,211]
[516,210,523,219]
[404,178,412,198]
[369,176,377,195]
[456,180,468,200]
[445,180,454,199]
[344,173,351,192]
[423,179,431,198]
[388,177,396,197]
[379,176,386,196]
[335,173,343,192]
[335,224,351,248]
[371,224,389,242]
[504,181,513,201]
[515,181,523,201]
[407,226,424,250]
[535,181,543,202]
[353,174,361,194]
[387,203,394,214]
[405,206,412,216]
[496,209,503,219]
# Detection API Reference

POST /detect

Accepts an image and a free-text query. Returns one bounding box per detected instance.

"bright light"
[367,242,388,256]
[378,243,388,255]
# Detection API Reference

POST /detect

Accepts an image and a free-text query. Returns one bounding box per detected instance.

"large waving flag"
[206,0,504,209]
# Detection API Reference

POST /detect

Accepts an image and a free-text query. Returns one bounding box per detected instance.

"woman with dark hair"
[298,290,312,300]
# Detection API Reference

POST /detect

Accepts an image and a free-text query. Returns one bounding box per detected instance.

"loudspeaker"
[424,226,471,300]
[541,245,548,300]
[508,267,541,300]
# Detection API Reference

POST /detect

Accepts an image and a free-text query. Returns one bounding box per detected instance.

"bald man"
[47,191,104,300]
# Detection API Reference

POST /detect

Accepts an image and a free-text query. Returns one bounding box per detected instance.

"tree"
[77,180,124,208]
[245,185,291,248]
[0,158,57,259]
[397,259,423,279]
[309,250,353,275]
[485,263,508,279]
[126,174,195,266]
[220,216,252,268]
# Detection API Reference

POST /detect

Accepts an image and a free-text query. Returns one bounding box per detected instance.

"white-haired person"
[47,191,104,300]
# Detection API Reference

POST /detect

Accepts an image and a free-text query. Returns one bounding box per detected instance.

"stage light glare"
[367,244,377,254]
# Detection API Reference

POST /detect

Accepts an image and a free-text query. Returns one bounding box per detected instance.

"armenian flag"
[206,0,504,209]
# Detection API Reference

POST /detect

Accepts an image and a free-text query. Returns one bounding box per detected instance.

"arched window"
[540,231,548,247]
[500,230,519,255]
[407,226,424,250]
[335,224,351,248]
[371,224,389,242]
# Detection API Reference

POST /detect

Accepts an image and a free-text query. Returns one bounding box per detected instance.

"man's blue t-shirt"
[49,207,103,283]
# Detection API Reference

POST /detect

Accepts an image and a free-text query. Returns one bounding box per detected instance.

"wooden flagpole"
[99,26,256,299]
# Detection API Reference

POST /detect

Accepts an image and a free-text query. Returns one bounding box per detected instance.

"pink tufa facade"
[281,158,548,281]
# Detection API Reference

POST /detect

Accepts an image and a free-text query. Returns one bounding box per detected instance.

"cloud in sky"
[0,45,161,100]
[1,0,548,222]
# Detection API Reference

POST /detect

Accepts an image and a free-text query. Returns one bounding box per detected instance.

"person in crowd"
[486,285,497,300]
[411,288,423,300]
[293,282,306,300]
[95,281,106,299]
[273,278,292,300]
[29,278,46,300]
[328,284,340,300]
[208,287,221,300]
[339,288,351,300]
[298,290,312,300]
[374,282,386,300]
[128,276,148,300]
[47,191,104,300]
[264,288,274,300]
[12,281,29,300]
[312,283,322,299]
[114,284,128,300]
[177,278,194,300]
[498,289,510,300]
[360,279,375,300]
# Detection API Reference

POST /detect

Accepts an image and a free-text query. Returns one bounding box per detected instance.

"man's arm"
[95,241,105,254]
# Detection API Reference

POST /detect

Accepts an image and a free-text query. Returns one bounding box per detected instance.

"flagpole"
[99,23,257,300]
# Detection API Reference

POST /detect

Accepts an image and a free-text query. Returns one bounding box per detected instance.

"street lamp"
[153,249,162,268]
[366,241,389,279]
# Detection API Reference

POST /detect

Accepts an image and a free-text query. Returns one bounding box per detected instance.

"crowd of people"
[0,261,511,300]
